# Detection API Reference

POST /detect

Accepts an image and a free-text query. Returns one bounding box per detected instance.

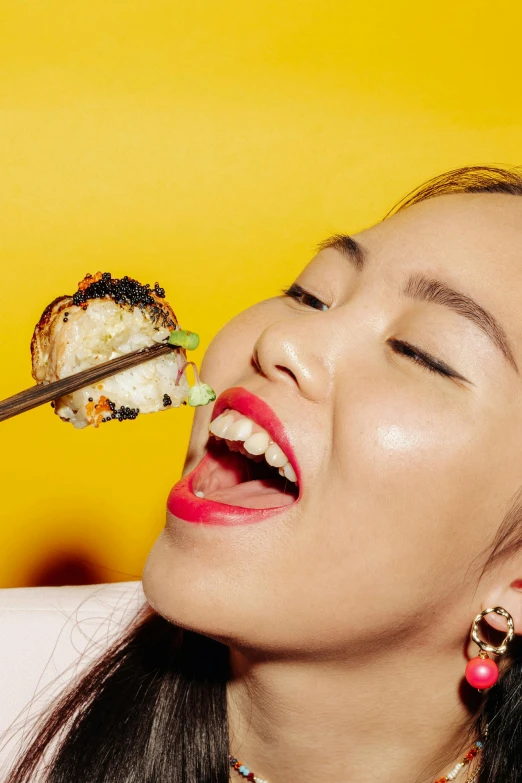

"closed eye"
[283,284,470,384]
[387,338,468,382]
[282,283,329,312]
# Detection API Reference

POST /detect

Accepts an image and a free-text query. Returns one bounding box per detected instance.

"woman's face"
[143,193,522,656]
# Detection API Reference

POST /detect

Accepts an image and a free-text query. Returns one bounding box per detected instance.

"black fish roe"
[110,405,140,422]
[163,394,172,407]
[72,273,167,308]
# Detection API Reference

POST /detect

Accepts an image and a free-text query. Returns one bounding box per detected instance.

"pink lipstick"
[167,387,301,525]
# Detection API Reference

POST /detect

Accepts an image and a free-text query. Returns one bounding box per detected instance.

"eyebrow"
[319,233,518,373]
[404,274,518,372]
[318,234,366,269]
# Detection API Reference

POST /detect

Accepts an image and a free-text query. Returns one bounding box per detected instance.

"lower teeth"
[194,490,205,498]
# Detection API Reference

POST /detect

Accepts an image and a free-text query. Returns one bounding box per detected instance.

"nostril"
[275,365,298,384]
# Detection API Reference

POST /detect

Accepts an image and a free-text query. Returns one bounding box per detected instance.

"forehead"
[356,193,522,286]
[306,193,522,368]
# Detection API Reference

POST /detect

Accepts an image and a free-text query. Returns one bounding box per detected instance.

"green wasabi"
[188,383,217,407]
[173,351,216,407]
[168,329,200,351]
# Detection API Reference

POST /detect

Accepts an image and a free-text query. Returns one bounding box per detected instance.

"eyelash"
[386,338,451,378]
[282,283,329,312]
[283,283,453,378]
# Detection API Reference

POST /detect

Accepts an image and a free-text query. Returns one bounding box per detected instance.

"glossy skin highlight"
[143,194,522,782]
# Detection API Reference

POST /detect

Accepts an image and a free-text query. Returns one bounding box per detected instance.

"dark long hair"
[4,164,522,783]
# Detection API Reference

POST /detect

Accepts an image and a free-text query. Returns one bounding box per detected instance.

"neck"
[227,642,478,783]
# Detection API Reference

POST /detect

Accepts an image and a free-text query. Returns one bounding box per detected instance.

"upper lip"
[210,386,301,484]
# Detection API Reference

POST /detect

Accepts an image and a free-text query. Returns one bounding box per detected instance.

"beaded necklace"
[228,739,483,783]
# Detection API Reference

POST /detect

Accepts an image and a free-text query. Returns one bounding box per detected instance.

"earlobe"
[465,607,515,689]
[481,581,522,635]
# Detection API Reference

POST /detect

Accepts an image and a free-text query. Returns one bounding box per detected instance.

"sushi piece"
[31,272,192,429]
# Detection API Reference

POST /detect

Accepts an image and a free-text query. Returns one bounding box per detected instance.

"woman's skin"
[143,192,522,782]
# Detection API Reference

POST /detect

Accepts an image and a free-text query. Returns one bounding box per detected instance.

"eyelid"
[282,283,329,311]
[387,338,448,376]
[387,338,471,384]
[283,284,472,385]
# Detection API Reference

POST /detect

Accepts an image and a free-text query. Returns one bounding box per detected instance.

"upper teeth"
[208,410,298,484]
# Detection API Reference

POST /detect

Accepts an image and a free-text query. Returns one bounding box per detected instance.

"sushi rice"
[31,273,190,428]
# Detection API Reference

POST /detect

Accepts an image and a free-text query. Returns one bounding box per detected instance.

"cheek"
[338,390,488,541]
[376,423,429,451]
[350,392,467,471]
[198,302,275,394]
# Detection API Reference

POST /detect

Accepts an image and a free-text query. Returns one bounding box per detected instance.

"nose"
[252,319,331,402]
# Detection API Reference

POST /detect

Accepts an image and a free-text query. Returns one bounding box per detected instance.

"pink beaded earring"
[465,606,515,690]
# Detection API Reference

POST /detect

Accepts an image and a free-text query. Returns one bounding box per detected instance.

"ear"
[481,573,522,636]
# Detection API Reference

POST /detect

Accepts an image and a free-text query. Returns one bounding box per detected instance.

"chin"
[141,525,254,644]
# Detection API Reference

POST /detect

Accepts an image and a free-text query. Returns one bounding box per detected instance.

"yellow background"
[1,1,521,587]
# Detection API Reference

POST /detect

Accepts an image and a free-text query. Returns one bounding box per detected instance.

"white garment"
[0,580,146,781]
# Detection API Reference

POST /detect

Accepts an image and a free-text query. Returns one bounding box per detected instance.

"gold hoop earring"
[465,606,514,690]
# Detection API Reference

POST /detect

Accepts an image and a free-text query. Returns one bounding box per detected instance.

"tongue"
[204,479,296,509]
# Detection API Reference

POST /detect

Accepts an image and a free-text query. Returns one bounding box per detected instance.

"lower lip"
[167,453,293,526]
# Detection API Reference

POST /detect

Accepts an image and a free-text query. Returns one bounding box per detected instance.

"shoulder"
[0,581,146,776]
[0,578,145,617]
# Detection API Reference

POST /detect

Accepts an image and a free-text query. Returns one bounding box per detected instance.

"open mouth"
[191,407,300,510]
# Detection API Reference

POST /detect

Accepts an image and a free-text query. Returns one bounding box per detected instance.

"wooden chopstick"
[0,341,177,423]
